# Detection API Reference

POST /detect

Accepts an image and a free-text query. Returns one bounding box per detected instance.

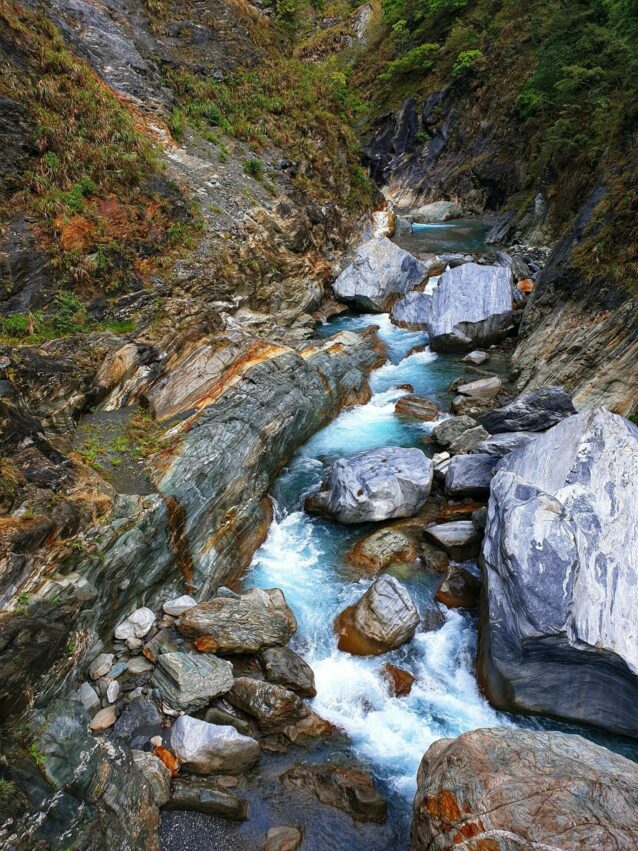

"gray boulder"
[463,350,489,365]
[259,647,316,697]
[177,588,296,653]
[333,237,427,312]
[478,386,576,433]
[448,425,490,455]
[152,652,233,712]
[412,728,638,851]
[389,291,432,330]
[426,263,514,352]
[473,431,539,457]
[334,575,419,655]
[480,408,638,737]
[307,447,433,524]
[444,454,498,498]
[431,415,477,447]
[170,714,261,775]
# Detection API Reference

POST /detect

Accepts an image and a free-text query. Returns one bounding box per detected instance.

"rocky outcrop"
[426,263,514,352]
[478,385,576,433]
[307,446,433,524]
[390,291,432,330]
[333,237,426,312]
[152,652,233,712]
[479,407,638,736]
[177,589,297,654]
[412,728,638,851]
[334,575,419,655]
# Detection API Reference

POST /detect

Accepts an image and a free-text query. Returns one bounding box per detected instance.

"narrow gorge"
[1,0,637,849]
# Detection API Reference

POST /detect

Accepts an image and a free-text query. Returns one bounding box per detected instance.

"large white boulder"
[479,408,638,737]
[333,237,426,312]
[170,715,260,774]
[426,262,513,351]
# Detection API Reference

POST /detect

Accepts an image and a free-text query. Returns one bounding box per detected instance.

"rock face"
[281,763,387,823]
[152,652,234,712]
[412,728,638,851]
[308,447,433,524]
[170,715,260,775]
[423,521,480,561]
[333,237,427,312]
[390,291,432,330]
[480,408,638,736]
[335,576,420,655]
[474,431,538,457]
[177,590,296,653]
[435,565,481,609]
[478,386,576,433]
[426,263,513,352]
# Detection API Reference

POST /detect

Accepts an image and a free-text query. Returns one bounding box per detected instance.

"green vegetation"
[0,780,16,803]
[243,157,264,180]
[28,743,45,769]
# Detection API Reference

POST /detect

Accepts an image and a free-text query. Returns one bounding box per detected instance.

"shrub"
[243,157,264,179]
[452,49,484,77]
[168,107,186,141]
[379,43,440,83]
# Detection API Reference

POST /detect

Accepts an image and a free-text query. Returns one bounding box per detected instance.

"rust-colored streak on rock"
[164,496,195,592]
[334,606,387,656]
[425,789,461,821]
[193,635,218,653]
[436,502,485,522]
[382,663,415,697]
[453,820,484,843]
[153,746,179,776]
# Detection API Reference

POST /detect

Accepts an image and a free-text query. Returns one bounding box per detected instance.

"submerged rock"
[412,728,638,850]
[478,385,576,433]
[164,778,248,820]
[152,652,233,712]
[333,237,427,312]
[170,715,260,775]
[177,589,296,653]
[264,825,303,851]
[426,263,514,352]
[390,291,432,330]
[259,647,316,697]
[480,408,638,736]
[307,446,433,524]
[382,663,415,697]
[280,762,387,823]
[335,575,419,655]
[227,677,310,731]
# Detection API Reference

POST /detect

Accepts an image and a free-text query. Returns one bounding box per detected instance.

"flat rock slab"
[480,407,638,736]
[333,236,427,312]
[308,446,433,524]
[164,778,248,820]
[153,652,233,712]
[478,385,576,433]
[444,453,498,498]
[426,263,514,352]
[177,589,296,653]
[412,728,638,851]
[280,762,387,823]
[335,575,419,655]
[474,431,539,457]
[170,714,260,775]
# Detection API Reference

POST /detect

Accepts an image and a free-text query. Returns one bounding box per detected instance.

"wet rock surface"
[480,408,638,736]
[281,762,387,823]
[435,565,481,609]
[259,647,316,698]
[308,446,433,524]
[412,728,638,851]
[335,575,420,655]
[333,237,426,312]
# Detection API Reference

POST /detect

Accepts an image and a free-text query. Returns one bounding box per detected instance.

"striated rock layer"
[479,407,638,736]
